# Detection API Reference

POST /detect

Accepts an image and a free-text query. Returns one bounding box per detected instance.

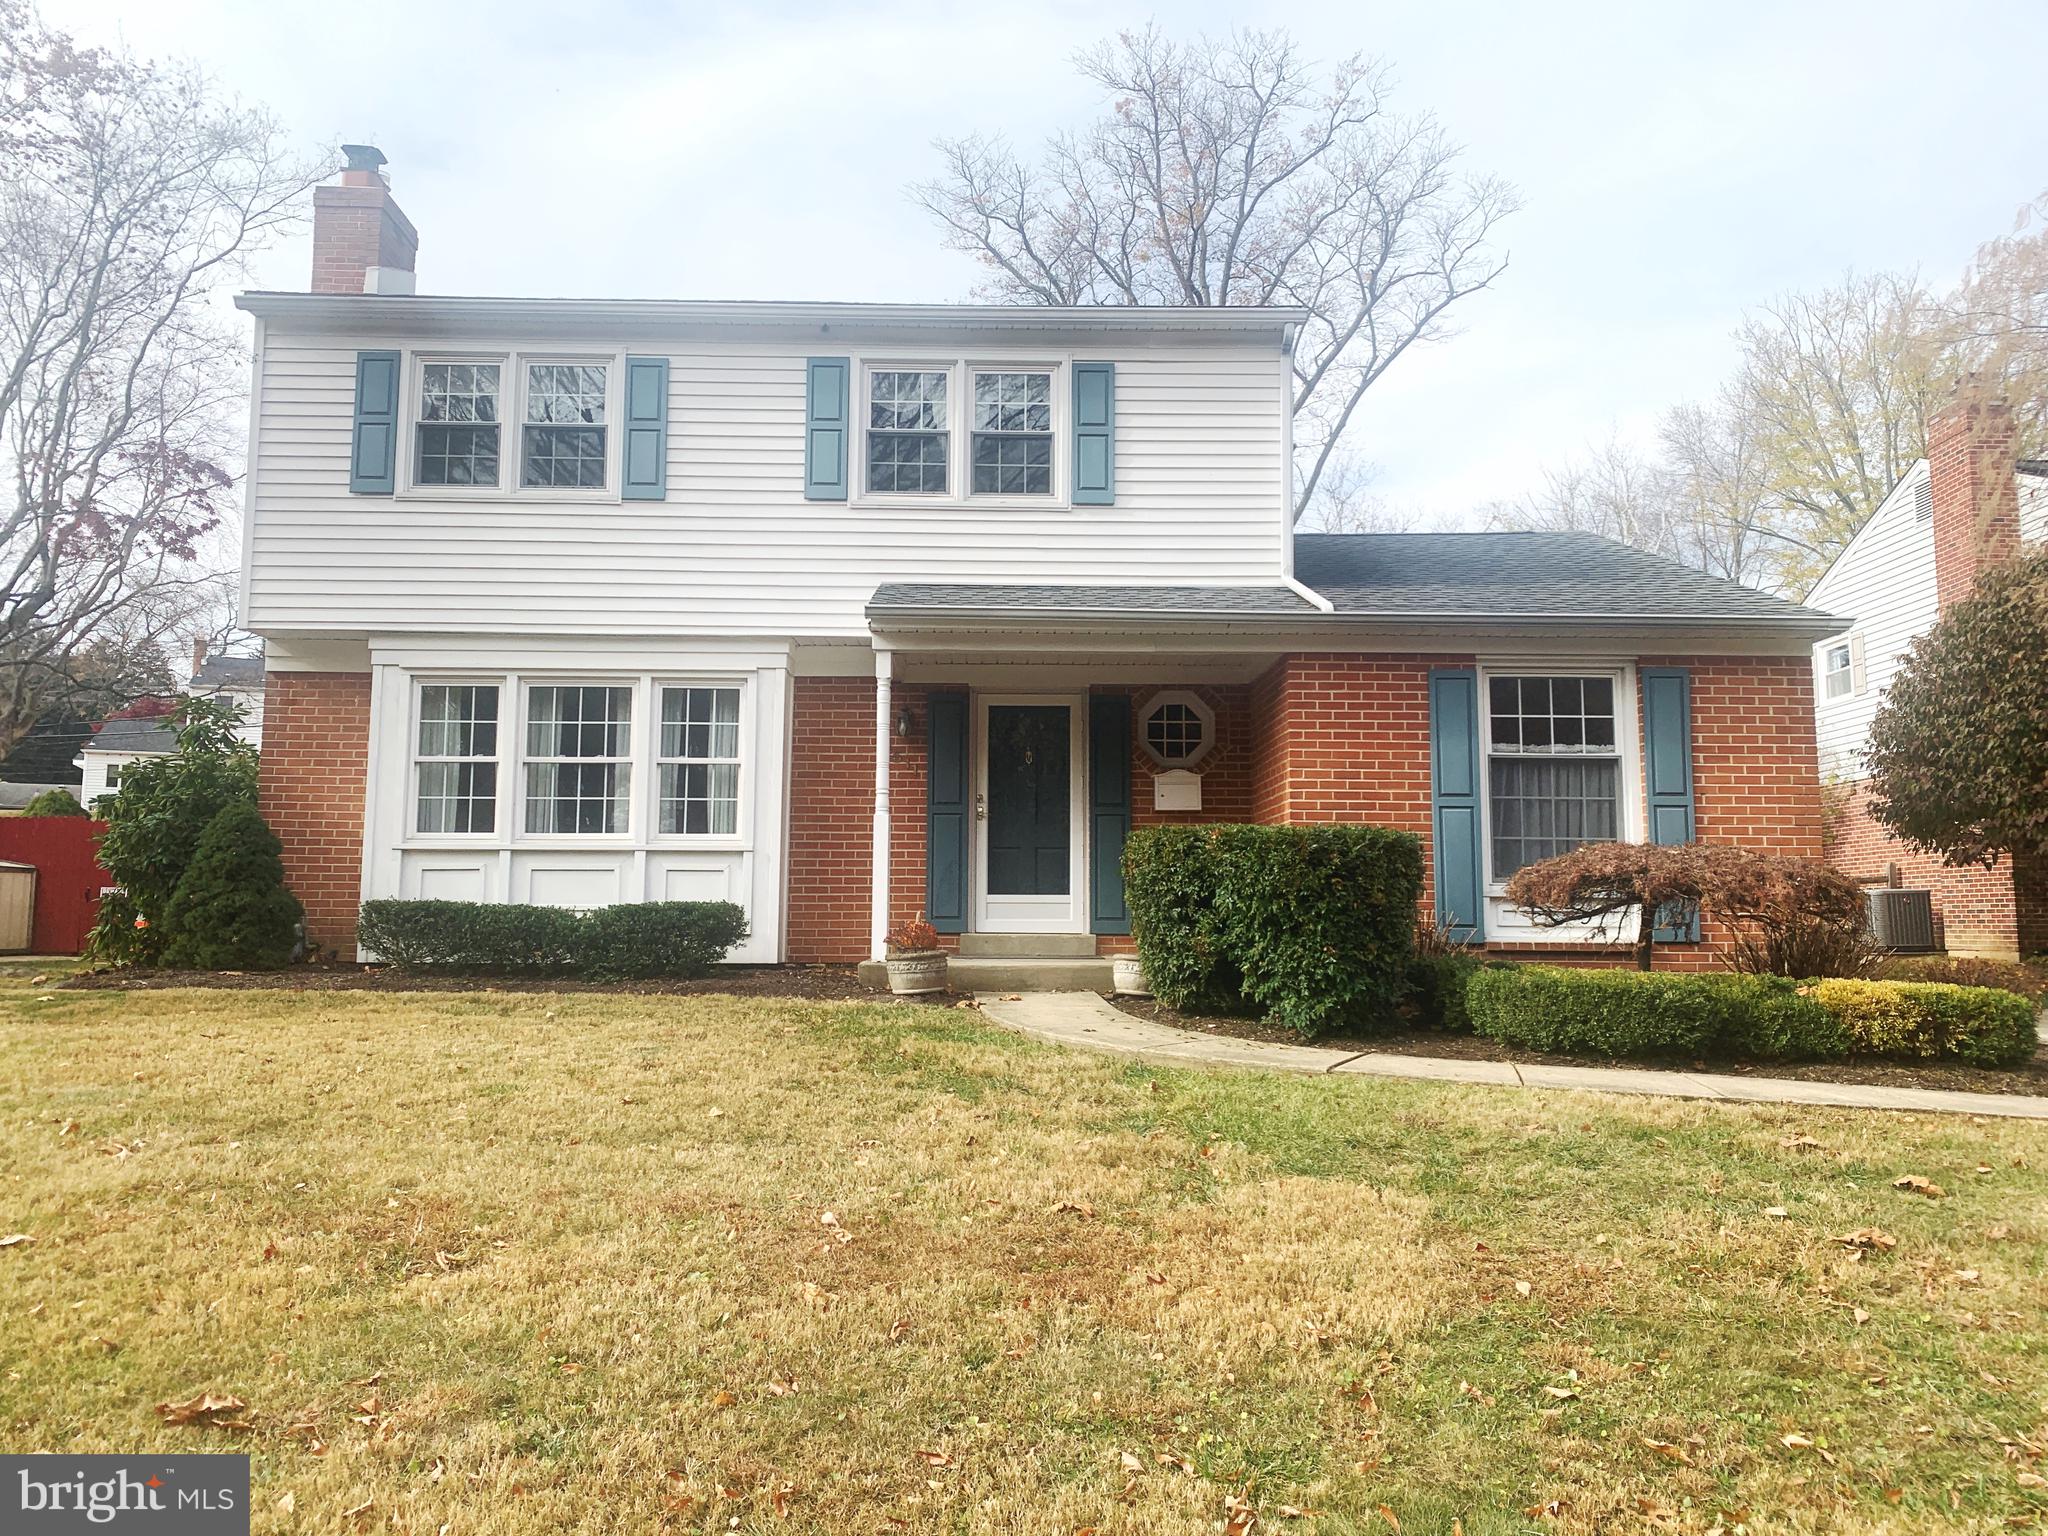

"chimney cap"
[340,143,388,173]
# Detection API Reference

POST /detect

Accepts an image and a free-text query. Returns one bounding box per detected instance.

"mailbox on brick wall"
[1153,769,1201,812]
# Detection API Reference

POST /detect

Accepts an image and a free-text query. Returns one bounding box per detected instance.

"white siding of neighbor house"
[244,335,1291,639]
[1809,462,2048,780]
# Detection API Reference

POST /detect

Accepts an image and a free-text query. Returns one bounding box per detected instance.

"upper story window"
[867,370,950,494]
[1486,675,1620,880]
[1822,642,1853,700]
[417,363,501,487]
[522,363,608,489]
[971,371,1053,494]
[404,354,615,495]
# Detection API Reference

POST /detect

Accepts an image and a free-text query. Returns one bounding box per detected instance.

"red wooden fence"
[0,818,109,954]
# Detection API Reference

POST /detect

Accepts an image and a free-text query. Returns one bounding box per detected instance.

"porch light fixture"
[895,706,915,739]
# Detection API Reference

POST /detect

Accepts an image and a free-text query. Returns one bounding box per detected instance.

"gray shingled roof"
[189,653,264,690]
[868,533,1841,630]
[84,717,177,754]
[1294,532,1838,624]
[869,583,1319,617]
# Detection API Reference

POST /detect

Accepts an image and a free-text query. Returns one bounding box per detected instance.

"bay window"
[1486,675,1621,880]
[415,683,499,833]
[658,686,741,835]
[524,684,632,834]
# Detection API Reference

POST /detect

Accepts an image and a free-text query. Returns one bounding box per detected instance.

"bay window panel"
[414,683,499,834]
[523,685,632,834]
[658,685,742,836]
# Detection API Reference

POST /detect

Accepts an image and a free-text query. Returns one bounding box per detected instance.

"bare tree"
[1939,191,2048,454]
[0,2,317,751]
[1483,435,1685,554]
[1298,455,1421,533]
[1658,395,1786,585]
[912,25,1519,520]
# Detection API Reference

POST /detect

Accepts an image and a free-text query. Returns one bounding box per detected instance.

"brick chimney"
[310,145,418,295]
[1928,389,2022,609]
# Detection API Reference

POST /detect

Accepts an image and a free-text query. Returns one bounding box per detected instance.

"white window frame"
[650,679,749,847]
[398,350,623,501]
[411,679,503,838]
[1821,641,1853,701]
[853,355,1070,511]
[1476,662,1644,899]
[519,679,637,842]
[1136,689,1216,769]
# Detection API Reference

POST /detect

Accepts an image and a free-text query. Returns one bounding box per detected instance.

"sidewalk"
[973,992,2048,1121]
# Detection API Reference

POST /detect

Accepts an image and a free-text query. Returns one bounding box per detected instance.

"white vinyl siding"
[244,341,1289,637]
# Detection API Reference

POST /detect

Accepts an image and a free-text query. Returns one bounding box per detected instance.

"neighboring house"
[0,782,80,815]
[1808,401,2048,958]
[235,148,1841,975]
[74,644,266,806]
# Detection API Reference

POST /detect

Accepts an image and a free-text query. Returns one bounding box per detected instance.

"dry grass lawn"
[2,969,2046,1534]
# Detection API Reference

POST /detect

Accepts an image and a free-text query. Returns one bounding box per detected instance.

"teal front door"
[979,700,1079,931]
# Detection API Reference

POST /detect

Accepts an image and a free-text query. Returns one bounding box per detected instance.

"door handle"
[975,792,986,821]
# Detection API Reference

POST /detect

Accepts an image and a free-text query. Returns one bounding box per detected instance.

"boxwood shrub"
[1466,965,2037,1067]
[1808,978,2037,1068]
[1123,823,1423,1038]
[356,899,747,980]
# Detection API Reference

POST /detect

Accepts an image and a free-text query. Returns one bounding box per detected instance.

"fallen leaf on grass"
[1156,1451,1194,1475]
[1513,1279,1532,1297]
[710,1389,737,1408]
[1050,1199,1096,1218]
[2018,1471,2048,1489]
[1763,1207,1789,1219]
[340,1498,373,1522]
[0,1234,34,1248]
[1639,1437,1691,1464]
[1892,1175,1945,1199]
[1118,1451,1144,1473]
[1277,1506,1318,1519]
[888,1317,911,1341]
[1779,1134,1826,1152]
[1542,1385,1578,1400]
[1833,1228,1896,1252]
[1375,1505,1401,1531]
[916,1450,953,1469]
[156,1391,251,1428]
[276,1492,295,1514]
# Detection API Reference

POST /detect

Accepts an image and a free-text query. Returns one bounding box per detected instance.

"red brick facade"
[310,170,418,296]
[258,672,372,956]
[781,655,1828,967]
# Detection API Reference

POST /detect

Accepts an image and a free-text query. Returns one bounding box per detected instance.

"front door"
[976,697,1084,932]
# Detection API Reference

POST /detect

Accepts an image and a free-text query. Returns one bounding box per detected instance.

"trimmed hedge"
[1808,978,2038,1068]
[356,899,747,980]
[1466,965,2037,1067]
[20,787,86,817]
[1123,823,1423,1038]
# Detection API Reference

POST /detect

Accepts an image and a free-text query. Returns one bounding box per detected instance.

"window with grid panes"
[521,363,608,489]
[416,362,501,486]
[415,683,500,833]
[1486,675,1621,879]
[657,686,741,835]
[866,370,949,493]
[970,370,1052,494]
[523,685,632,834]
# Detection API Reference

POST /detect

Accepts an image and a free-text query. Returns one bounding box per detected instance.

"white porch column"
[870,648,893,962]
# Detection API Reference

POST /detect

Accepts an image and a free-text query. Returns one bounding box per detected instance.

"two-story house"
[239,149,1842,977]
[1809,399,2048,958]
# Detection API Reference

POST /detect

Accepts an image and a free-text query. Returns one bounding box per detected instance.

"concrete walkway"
[973,992,2048,1121]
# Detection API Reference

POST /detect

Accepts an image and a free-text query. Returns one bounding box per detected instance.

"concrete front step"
[957,932,1096,958]
[857,954,1112,992]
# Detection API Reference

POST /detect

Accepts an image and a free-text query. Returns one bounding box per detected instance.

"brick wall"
[310,177,418,295]
[1826,780,2030,958]
[787,676,877,963]
[258,672,372,955]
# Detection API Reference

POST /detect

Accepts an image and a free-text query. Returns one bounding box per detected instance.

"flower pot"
[1111,955,1151,997]
[886,949,948,996]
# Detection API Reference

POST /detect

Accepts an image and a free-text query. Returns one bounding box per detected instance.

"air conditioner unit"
[1865,888,1936,952]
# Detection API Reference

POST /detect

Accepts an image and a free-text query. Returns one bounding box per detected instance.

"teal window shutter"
[1429,668,1485,942]
[350,349,400,495]
[1641,667,1700,942]
[1072,361,1115,505]
[804,357,849,501]
[1089,693,1132,934]
[621,356,669,500]
[925,691,968,933]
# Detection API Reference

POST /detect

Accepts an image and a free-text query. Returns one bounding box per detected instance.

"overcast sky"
[44,0,2048,525]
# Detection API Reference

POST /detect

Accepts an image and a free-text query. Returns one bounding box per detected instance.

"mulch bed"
[1111,996,2048,1098]
[61,963,973,1007]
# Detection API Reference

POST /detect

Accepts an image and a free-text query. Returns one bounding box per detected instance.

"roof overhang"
[232,294,1311,351]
